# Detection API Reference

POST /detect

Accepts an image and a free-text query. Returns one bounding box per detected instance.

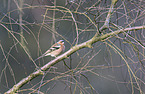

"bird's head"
[57,40,64,45]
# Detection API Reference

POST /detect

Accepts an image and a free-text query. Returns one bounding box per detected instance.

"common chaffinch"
[34,40,65,61]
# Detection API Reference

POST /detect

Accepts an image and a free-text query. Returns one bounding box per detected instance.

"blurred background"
[0,0,145,94]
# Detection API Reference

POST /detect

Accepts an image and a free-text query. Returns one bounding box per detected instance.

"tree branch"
[99,0,118,31]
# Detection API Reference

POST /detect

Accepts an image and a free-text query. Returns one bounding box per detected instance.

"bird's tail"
[34,55,44,62]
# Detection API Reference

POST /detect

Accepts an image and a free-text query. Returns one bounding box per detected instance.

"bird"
[34,40,65,61]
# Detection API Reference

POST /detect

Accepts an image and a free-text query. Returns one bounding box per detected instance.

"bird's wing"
[49,44,61,51]
[43,43,61,55]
